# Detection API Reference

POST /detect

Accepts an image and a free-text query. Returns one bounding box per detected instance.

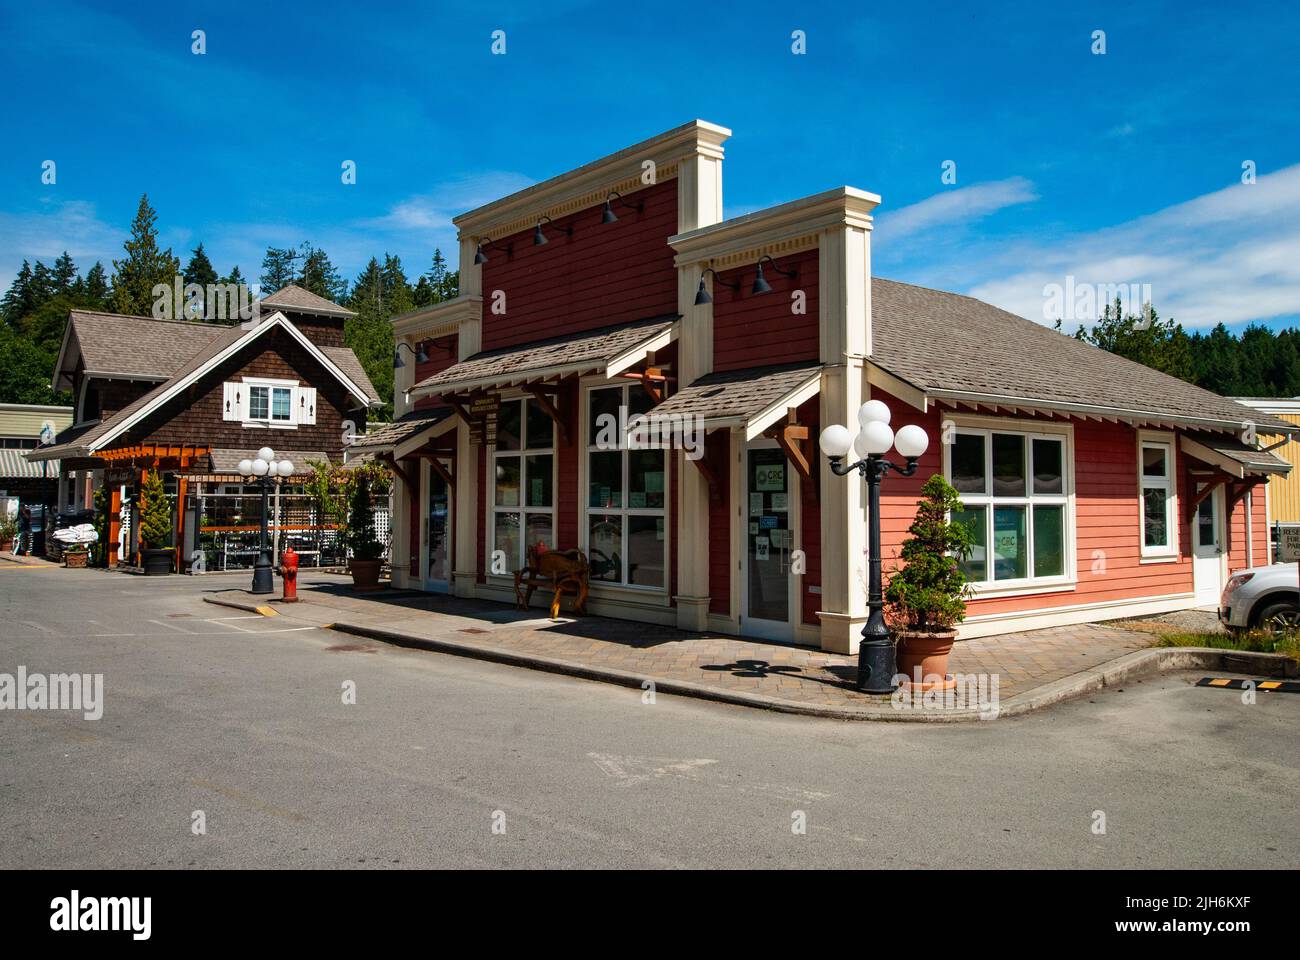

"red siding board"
[478,180,679,352]
[712,250,820,372]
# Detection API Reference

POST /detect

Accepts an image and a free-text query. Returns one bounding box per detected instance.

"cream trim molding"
[391,296,483,339]
[454,120,732,241]
[669,187,880,269]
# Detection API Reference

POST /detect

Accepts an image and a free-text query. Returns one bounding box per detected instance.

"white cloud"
[877,177,1039,242]
[0,200,123,291]
[362,172,537,233]
[967,165,1300,329]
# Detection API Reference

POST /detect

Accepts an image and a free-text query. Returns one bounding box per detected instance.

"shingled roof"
[1181,431,1290,476]
[351,407,455,451]
[410,315,678,397]
[55,311,225,388]
[30,312,381,460]
[259,284,355,318]
[649,362,823,427]
[870,278,1293,435]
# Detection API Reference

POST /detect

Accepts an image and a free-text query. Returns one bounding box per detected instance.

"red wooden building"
[365,121,1292,651]
[29,286,382,570]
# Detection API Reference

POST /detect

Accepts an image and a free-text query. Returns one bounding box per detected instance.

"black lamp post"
[819,402,930,693]
[238,447,294,594]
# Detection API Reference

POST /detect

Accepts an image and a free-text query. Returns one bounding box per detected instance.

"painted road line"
[1196,677,1300,693]
[0,565,58,571]
[147,618,196,634]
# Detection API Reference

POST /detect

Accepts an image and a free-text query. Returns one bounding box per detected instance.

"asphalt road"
[1,567,1296,869]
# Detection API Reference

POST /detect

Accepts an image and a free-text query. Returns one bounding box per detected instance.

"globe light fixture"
[819,405,931,694]
[237,446,287,594]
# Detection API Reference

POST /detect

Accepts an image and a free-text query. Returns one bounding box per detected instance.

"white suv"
[1219,564,1300,632]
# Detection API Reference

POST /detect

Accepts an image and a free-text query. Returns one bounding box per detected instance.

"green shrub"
[138,469,172,550]
[884,474,974,632]
[345,474,383,562]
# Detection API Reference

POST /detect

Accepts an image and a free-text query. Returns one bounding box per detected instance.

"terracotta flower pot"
[64,551,88,568]
[895,628,958,691]
[349,558,383,592]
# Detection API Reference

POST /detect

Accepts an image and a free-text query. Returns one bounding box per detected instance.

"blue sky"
[1,0,1298,330]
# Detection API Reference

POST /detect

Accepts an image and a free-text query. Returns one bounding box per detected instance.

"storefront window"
[1140,441,1175,555]
[947,426,1070,587]
[491,397,554,572]
[585,384,666,588]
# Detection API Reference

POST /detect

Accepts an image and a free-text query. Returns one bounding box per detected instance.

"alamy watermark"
[593,405,705,460]
[152,275,260,324]
[0,666,103,720]
[891,671,1000,718]
[1043,276,1153,327]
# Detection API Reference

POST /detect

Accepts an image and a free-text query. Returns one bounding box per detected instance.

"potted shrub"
[345,473,384,591]
[137,469,174,576]
[884,474,974,690]
[0,516,16,552]
[63,543,89,568]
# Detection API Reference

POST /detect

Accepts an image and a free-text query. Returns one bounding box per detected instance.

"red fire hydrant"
[278,545,299,603]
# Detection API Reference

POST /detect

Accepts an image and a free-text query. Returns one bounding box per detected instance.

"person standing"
[17,505,32,556]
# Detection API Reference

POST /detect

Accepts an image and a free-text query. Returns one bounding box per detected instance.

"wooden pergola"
[97,444,211,569]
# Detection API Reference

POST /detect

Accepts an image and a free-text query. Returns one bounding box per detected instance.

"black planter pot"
[141,548,173,576]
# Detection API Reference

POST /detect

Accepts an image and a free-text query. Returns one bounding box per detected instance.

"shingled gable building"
[362,120,1293,651]
[27,286,382,570]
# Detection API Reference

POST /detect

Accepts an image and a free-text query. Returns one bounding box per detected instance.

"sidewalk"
[202,579,1296,721]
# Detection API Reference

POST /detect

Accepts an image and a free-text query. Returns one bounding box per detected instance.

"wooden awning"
[97,444,211,468]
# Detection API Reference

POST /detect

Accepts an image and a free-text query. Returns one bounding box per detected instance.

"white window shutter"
[300,387,317,425]
[222,382,241,421]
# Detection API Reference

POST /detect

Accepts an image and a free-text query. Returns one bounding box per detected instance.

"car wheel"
[1255,601,1300,633]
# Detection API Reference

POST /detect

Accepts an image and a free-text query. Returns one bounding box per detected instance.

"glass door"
[742,445,796,642]
[424,460,450,593]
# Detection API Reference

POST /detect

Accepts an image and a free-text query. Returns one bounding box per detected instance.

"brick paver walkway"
[241,578,1155,714]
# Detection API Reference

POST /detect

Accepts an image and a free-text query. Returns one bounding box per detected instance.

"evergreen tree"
[0,261,34,325]
[110,194,180,317]
[183,242,219,289]
[260,246,298,296]
[82,262,111,308]
[345,257,399,420]
[51,251,77,293]
[299,243,347,302]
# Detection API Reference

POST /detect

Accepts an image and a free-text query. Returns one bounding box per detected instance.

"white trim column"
[673,152,725,631]
[816,213,875,653]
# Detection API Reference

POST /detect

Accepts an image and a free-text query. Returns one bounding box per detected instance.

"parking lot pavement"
[2,570,1297,869]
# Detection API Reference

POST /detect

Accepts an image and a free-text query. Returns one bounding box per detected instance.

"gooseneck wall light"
[601,191,644,224]
[818,401,930,693]
[393,340,429,369]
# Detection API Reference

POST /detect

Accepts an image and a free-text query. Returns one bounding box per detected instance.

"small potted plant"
[137,469,175,576]
[345,473,384,591]
[884,474,974,690]
[63,543,90,568]
[0,516,16,552]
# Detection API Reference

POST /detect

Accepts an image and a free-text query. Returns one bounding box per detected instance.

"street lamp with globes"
[819,401,929,693]
[237,446,295,594]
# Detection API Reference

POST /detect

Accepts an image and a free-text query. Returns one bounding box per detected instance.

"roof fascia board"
[865,361,928,413]
[604,321,680,378]
[90,312,373,451]
[51,321,79,391]
[391,296,483,338]
[928,388,1295,436]
[1178,435,1246,479]
[454,120,731,238]
[670,187,880,267]
[744,371,824,441]
[392,415,459,459]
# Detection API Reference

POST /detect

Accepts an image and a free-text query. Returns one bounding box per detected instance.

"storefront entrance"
[740,442,799,643]
[1192,484,1224,607]
[423,459,451,593]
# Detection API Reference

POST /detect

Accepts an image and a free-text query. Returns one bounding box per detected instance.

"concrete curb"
[202,594,281,617]
[322,619,1300,722]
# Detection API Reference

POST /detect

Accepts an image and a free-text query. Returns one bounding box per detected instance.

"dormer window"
[223,377,316,428]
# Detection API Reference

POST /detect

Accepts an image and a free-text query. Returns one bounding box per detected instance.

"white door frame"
[739,437,801,643]
[421,458,452,594]
[1192,483,1225,607]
